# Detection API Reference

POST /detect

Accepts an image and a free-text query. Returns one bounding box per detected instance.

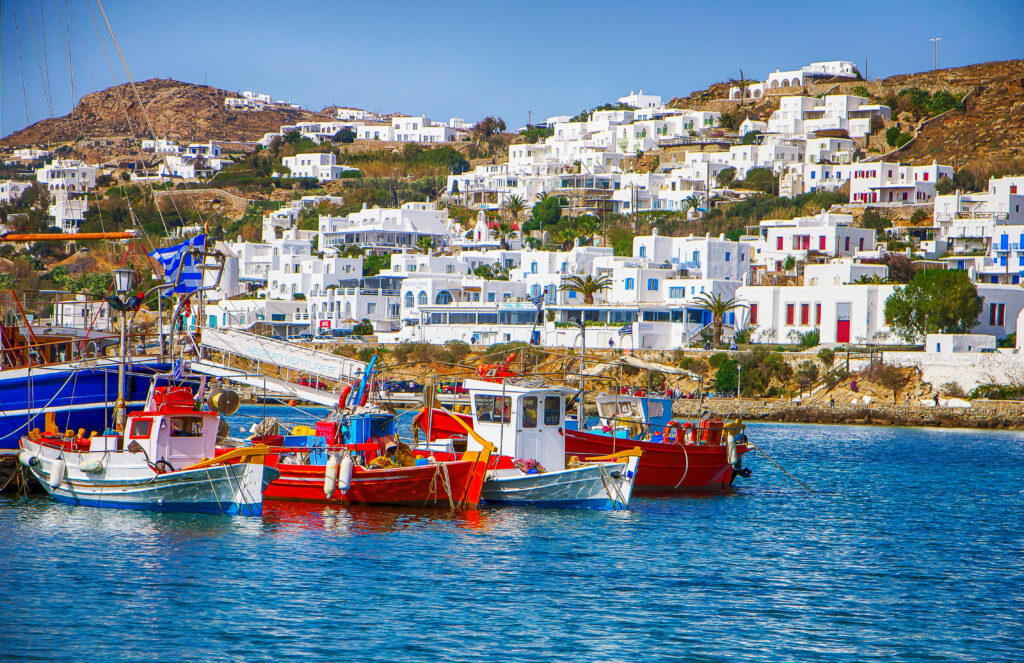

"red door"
[836,320,851,343]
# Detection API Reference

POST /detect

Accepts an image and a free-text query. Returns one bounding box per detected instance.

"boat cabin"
[590,394,673,440]
[464,379,573,471]
[98,386,220,469]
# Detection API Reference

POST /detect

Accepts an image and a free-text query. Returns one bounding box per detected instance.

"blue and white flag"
[149,234,206,294]
[529,292,546,310]
[618,322,633,337]
[172,357,184,380]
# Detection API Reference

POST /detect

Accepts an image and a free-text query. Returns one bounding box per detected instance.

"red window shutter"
[777,237,783,250]
[859,238,865,250]
[819,236,826,250]
[786,304,794,325]
[990,303,997,325]
[750,303,758,325]
[815,303,822,325]
[845,237,850,251]
[800,304,809,325]
[1011,185,1018,194]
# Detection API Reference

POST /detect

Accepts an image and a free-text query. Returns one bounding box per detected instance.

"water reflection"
[262,500,499,535]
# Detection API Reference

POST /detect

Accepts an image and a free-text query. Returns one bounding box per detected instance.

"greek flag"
[529,290,546,310]
[149,234,205,294]
[172,357,184,380]
[618,322,633,337]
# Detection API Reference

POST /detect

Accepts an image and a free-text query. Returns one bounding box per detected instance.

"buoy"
[337,454,353,492]
[324,454,339,498]
[18,450,36,467]
[49,459,66,488]
[338,382,353,409]
[288,399,297,406]
[79,459,104,473]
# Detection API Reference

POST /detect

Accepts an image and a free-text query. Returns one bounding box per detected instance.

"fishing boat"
[18,383,277,515]
[244,356,494,508]
[427,379,641,510]
[418,371,750,493]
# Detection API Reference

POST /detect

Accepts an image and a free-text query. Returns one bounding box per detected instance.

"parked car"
[439,381,468,395]
[287,334,314,343]
[297,377,327,390]
[382,380,424,393]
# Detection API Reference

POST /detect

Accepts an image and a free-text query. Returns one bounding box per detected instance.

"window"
[544,396,560,426]
[749,303,758,324]
[639,246,647,257]
[475,395,510,423]
[669,287,685,298]
[521,396,538,428]
[130,419,152,439]
[819,236,827,250]
[367,303,377,315]
[859,238,865,251]
[725,252,731,261]
[777,237,783,250]
[646,278,659,291]
[271,314,286,322]
[844,237,851,252]
[786,304,795,325]
[815,303,822,325]
[487,292,496,302]
[625,278,635,290]
[418,291,428,306]
[800,304,810,325]
[170,417,203,437]
[405,292,414,308]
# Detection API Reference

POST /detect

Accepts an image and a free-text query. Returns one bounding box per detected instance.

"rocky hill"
[667,60,1024,170]
[0,78,332,149]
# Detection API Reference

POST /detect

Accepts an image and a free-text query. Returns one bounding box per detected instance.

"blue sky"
[2,0,1022,137]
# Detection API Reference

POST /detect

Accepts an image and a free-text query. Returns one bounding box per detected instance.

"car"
[382,380,424,393]
[287,334,314,343]
[297,377,328,390]
[439,381,468,395]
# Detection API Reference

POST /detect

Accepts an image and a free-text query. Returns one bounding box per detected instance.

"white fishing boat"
[19,384,277,516]
[452,379,641,510]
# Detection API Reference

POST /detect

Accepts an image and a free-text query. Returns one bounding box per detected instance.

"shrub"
[713,358,739,393]
[969,383,1024,401]
[940,382,966,398]
[885,126,902,147]
[733,325,757,344]
[817,347,836,368]
[679,356,709,376]
[441,339,471,364]
[357,346,376,363]
[708,352,730,369]
[352,319,374,335]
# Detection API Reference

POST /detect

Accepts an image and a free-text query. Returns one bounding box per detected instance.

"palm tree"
[415,237,435,254]
[493,221,514,250]
[558,274,612,305]
[682,194,704,220]
[727,69,752,105]
[501,194,526,225]
[694,292,747,346]
[555,226,577,250]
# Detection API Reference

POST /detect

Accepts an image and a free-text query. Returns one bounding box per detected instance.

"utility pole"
[929,37,942,72]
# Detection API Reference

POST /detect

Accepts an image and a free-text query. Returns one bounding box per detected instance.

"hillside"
[667,60,1024,169]
[0,78,332,149]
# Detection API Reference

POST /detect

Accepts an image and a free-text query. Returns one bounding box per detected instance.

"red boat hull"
[565,428,745,492]
[416,407,746,492]
[263,456,489,508]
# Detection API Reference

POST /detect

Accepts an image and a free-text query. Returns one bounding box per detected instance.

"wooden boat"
[426,379,641,510]
[19,385,277,515]
[258,412,492,508]
[418,392,750,493]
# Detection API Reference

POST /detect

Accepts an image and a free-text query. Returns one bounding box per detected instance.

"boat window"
[475,395,510,424]
[130,419,152,438]
[169,417,203,437]
[648,402,664,418]
[544,396,560,426]
[521,396,538,428]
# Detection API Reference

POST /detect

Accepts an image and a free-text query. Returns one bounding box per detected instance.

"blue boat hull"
[0,359,172,450]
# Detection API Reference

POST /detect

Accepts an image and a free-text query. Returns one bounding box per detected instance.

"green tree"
[714,358,739,393]
[332,128,356,144]
[558,274,612,305]
[501,194,526,226]
[795,360,819,396]
[694,293,747,346]
[493,221,515,250]
[716,167,737,188]
[362,253,391,277]
[352,319,374,335]
[935,178,955,195]
[885,126,902,147]
[884,269,983,343]
[531,194,562,227]
[682,194,704,219]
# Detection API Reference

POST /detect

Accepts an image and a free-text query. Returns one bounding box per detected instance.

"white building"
[319,202,451,253]
[0,180,32,204]
[618,90,663,109]
[768,95,889,138]
[140,138,181,154]
[745,211,876,272]
[850,161,953,205]
[277,153,358,182]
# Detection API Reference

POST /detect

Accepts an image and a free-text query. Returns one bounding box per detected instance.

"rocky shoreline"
[683,398,1024,430]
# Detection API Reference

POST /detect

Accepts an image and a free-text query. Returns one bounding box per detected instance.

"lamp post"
[112,268,135,432]
[572,318,586,428]
[929,37,942,72]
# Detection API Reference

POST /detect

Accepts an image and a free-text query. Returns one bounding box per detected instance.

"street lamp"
[111,267,135,432]
[929,37,942,71]
[112,268,135,294]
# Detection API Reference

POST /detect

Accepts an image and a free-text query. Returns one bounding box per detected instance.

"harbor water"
[1,405,1022,661]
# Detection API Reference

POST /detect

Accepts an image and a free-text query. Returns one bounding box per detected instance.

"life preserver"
[666,421,684,445]
[682,422,697,444]
[338,382,353,409]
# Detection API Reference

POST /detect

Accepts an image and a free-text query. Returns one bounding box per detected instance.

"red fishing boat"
[415,392,750,493]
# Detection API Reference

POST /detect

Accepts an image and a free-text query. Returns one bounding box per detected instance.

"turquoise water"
[2,405,1023,661]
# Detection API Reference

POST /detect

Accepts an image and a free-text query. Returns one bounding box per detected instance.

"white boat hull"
[20,439,277,516]
[481,456,640,510]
